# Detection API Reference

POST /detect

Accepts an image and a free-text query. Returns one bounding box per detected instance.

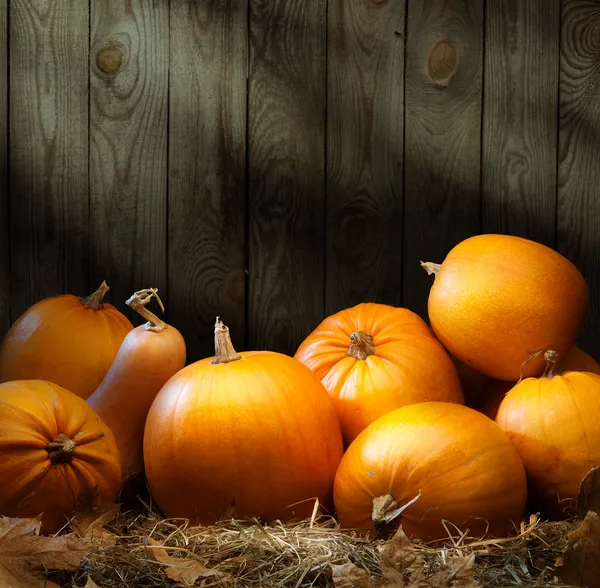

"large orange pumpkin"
[422,234,588,381]
[143,318,344,524]
[333,402,527,541]
[496,350,600,519]
[0,380,122,533]
[0,281,133,399]
[294,302,464,445]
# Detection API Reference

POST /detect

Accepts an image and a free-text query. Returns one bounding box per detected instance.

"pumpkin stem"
[543,349,559,379]
[211,317,242,364]
[126,288,168,333]
[420,261,442,276]
[372,492,421,539]
[347,331,375,360]
[80,280,110,310]
[46,433,77,464]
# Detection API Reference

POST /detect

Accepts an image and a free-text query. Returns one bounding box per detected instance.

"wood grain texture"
[90,0,168,323]
[482,0,560,247]
[9,0,89,318]
[248,0,326,354]
[558,0,600,357]
[325,0,405,316]
[168,1,247,362]
[403,0,484,319]
[0,1,8,336]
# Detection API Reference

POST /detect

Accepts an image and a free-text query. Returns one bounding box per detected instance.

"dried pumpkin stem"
[46,433,77,465]
[420,261,442,276]
[80,280,110,310]
[543,349,559,379]
[211,317,242,364]
[347,331,375,360]
[126,288,167,333]
[372,492,421,539]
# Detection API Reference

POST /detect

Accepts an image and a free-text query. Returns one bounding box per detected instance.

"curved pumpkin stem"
[126,288,167,333]
[211,317,242,364]
[420,261,442,276]
[80,280,110,310]
[347,332,375,360]
[46,433,77,464]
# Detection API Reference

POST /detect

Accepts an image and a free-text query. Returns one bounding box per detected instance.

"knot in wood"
[96,45,122,74]
[428,40,458,86]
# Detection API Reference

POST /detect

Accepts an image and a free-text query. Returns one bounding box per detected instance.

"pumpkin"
[143,318,344,524]
[333,401,527,541]
[294,302,464,445]
[496,350,600,519]
[0,281,133,399]
[0,380,121,533]
[421,234,588,381]
[87,288,186,480]
[559,345,600,374]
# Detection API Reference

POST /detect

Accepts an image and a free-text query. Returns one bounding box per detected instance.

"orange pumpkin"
[559,345,600,374]
[87,288,186,479]
[0,281,133,399]
[294,302,464,445]
[496,350,600,519]
[422,234,588,381]
[143,318,344,524]
[0,380,122,533]
[333,402,527,541]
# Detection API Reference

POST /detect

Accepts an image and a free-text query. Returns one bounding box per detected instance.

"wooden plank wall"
[2,0,600,362]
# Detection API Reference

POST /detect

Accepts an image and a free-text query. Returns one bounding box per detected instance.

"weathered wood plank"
[248,0,326,354]
[168,1,247,361]
[558,0,600,357]
[90,0,169,322]
[0,0,8,336]
[403,0,484,319]
[9,0,89,317]
[325,0,405,315]
[482,0,560,247]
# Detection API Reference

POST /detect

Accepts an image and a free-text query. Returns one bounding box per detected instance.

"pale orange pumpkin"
[0,282,133,399]
[294,302,464,445]
[0,380,122,533]
[333,402,527,541]
[143,318,344,524]
[87,288,186,479]
[496,350,600,519]
[422,234,588,381]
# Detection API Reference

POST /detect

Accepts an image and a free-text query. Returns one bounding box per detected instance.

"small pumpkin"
[0,281,133,399]
[143,318,344,524]
[333,402,527,541]
[294,302,464,445]
[0,380,121,533]
[422,234,588,381]
[496,350,600,519]
[87,288,186,479]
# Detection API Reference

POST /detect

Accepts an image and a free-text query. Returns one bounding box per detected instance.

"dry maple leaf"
[70,501,119,546]
[555,510,600,588]
[0,515,90,588]
[146,536,223,586]
[576,466,600,520]
[330,562,374,588]
[84,577,101,588]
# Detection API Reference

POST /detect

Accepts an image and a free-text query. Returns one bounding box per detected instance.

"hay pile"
[28,495,588,588]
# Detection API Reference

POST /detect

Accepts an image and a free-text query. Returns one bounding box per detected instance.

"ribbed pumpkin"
[496,350,600,519]
[294,302,464,445]
[333,402,527,541]
[0,282,133,399]
[87,288,186,479]
[143,318,344,524]
[0,380,122,533]
[422,234,588,381]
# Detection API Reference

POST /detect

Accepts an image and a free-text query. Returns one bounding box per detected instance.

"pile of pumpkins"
[0,233,599,543]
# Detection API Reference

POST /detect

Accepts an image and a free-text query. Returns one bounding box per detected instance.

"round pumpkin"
[559,345,600,374]
[0,281,133,399]
[422,234,588,381]
[0,380,122,533]
[496,350,600,519]
[143,318,344,524]
[333,401,527,541]
[294,302,464,445]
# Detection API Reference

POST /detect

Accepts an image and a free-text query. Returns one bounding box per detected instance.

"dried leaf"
[556,510,600,588]
[146,536,222,585]
[435,553,480,588]
[378,525,423,583]
[70,501,119,546]
[84,577,101,588]
[0,515,90,588]
[331,562,374,588]
[576,466,600,519]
